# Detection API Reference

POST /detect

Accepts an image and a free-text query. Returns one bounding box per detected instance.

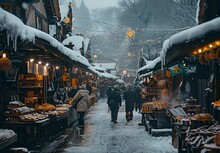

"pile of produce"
[185,123,220,148]
[212,100,220,107]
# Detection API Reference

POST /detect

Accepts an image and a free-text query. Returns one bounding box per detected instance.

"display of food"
[7,101,25,109]
[19,113,48,122]
[191,113,213,120]
[185,123,220,148]
[0,129,16,143]
[142,101,168,113]
[35,103,56,112]
[56,104,71,108]
[5,107,34,117]
[65,98,73,105]
[212,100,220,107]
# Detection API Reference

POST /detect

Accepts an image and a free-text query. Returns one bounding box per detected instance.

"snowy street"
[56,98,177,153]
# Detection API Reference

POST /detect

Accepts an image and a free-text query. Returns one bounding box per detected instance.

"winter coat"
[53,90,69,104]
[107,90,122,111]
[72,89,90,112]
[68,88,78,98]
[123,88,136,112]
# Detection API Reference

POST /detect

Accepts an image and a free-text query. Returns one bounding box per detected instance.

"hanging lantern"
[64,17,70,24]
[0,52,12,71]
[209,49,217,59]
[205,52,211,62]
[199,54,207,65]
[126,29,135,38]
[216,48,220,60]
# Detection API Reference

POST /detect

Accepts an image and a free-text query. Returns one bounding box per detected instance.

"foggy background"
[62,0,198,76]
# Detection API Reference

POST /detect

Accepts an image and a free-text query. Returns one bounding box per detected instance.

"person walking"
[123,83,136,122]
[107,86,122,124]
[134,85,142,113]
[72,84,90,128]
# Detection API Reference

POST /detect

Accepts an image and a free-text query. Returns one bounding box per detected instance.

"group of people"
[107,83,142,124]
[53,82,92,128]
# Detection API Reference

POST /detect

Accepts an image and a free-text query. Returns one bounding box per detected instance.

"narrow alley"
[56,98,177,153]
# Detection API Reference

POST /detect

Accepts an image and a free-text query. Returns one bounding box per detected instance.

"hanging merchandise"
[199,54,207,64]
[209,49,217,59]
[205,52,211,62]
[0,51,12,71]
[216,48,220,60]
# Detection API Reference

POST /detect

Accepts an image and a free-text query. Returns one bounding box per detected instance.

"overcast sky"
[75,0,119,10]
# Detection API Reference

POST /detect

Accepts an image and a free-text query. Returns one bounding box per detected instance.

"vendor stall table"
[0,135,17,150]
[49,114,68,140]
[140,109,171,134]
[4,118,50,149]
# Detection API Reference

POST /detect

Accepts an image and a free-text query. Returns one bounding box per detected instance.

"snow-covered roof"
[116,79,125,84]
[58,0,70,20]
[88,66,118,79]
[62,36,90,53]
[0,8,90,67]
[99,72,119,79]
[160,16,220,65]
[137,57,161,72]
[92,63,116,70]
[91,64,106,72]
[139,71,153,78]
[84,37,90,52]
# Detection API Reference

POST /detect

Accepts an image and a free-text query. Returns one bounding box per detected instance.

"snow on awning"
[88,66,118,79]
[93,63,116,70]
[62,35,84,51]
[116,79,125,84]
[139,71,153,78]
[160,16,220,65]
[137,57,161,73]
[91,64,106,72]
[0,8,90,67]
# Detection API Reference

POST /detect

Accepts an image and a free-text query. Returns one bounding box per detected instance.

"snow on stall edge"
[0,8,91,67]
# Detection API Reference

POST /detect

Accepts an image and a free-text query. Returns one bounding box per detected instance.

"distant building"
[92,63,117,75]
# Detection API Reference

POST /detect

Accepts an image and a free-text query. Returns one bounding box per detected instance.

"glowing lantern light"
[126,29,135,38]
[0,51,12,71]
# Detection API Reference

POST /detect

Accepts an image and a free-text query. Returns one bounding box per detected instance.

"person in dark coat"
[106,86,112,108]
[68,85,79,98]
[123,83,136,122]
[53,85,69,105]
[107,86,122,124]
[134,85,142,113]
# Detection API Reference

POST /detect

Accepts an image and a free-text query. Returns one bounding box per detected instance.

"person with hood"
[123,83,136,122]
[72,84,90,127]
[107,85,122,124]
[53,85,69,105]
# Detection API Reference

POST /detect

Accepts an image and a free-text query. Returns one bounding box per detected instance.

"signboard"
[168,64,196,76]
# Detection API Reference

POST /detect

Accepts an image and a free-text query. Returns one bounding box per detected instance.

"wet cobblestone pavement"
[56,98,177,153]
